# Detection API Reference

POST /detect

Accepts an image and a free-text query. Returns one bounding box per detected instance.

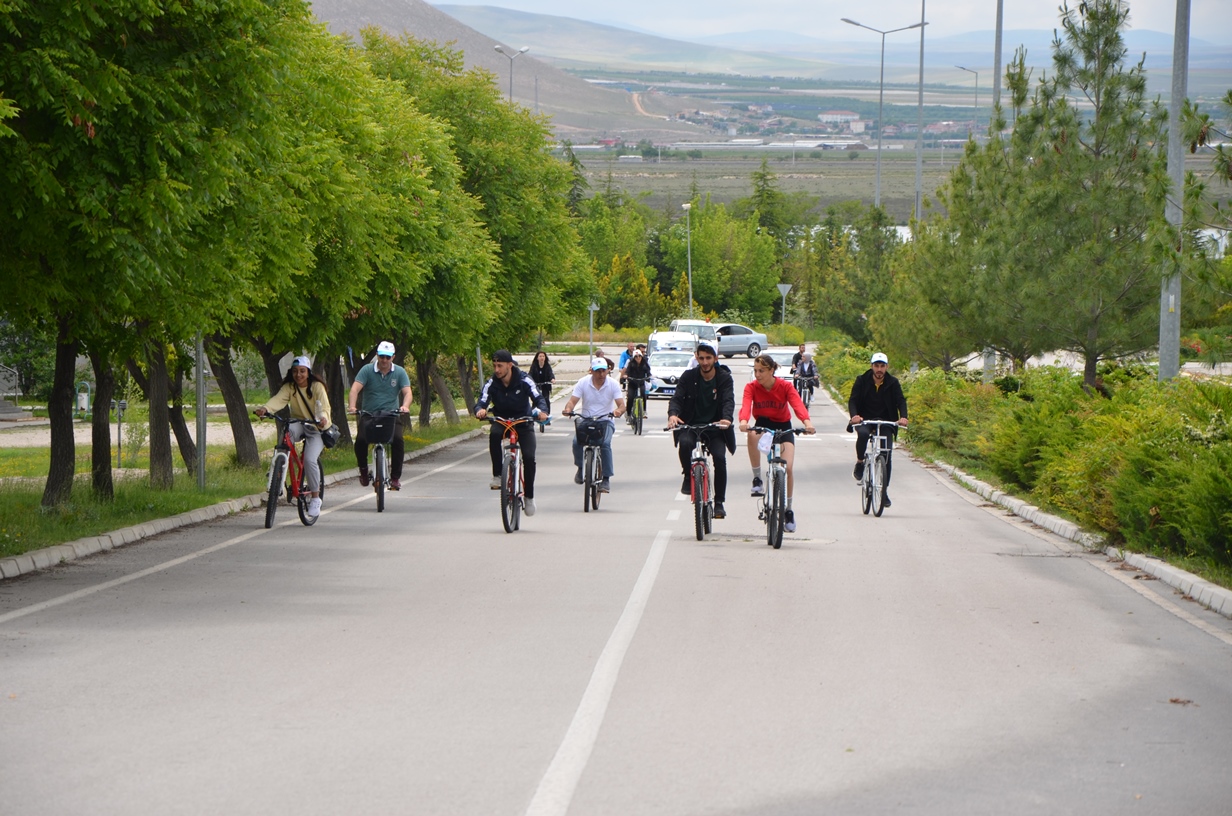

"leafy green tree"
[596,254,670,328]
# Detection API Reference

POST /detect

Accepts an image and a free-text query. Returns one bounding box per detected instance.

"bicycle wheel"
[583,447,594,513]
[769,466,786,549]
[500,452,516,533]
[861,463,873,516]
[872,454,887,517]
[591,450,603,511]
[374,445,386,513]
[692,462,707,540]
[265,457,284,529]
[633,399,644,435]
[296,461,322,527]
[511,451,523,530]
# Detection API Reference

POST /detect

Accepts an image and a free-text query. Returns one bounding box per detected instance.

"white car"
[748,350,796,382]
[648,330,698,353]
[648,350,695,399]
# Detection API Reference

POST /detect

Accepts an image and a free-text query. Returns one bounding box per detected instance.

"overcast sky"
[474,0,1231,44]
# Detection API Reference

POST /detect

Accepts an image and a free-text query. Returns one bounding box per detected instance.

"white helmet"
[376,341,395,357]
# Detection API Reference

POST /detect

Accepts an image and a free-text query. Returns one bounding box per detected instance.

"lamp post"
[682,202,694,317]
[956,65,979,136]
[841,17,926,209]
[913,0,927,223]
[588,302,600,358]
[493,44,529,102]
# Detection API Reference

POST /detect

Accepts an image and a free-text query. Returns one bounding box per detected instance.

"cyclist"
[790,343,807,373]
[622,348,652,426]
[528,351,556,413]
[348,341,413,490]
[739,354,816,532]
[794,353,819,400]
[848,351,909,507]
[254,355,333,518]
[667,342,735,519]
[561,358,626,492]
[474,350,549,516]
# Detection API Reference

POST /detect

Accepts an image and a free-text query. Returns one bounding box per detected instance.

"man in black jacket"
[848,351,909,506]
[475,350,549,516]
[667,343,735,519]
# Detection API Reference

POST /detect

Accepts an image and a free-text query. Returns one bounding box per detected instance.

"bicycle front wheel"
[861,464,873,516]
[769,466,786,549]
[583,447,594,513]
[265,457,284,529]
[692,462,707,540]
[872,455,887,517]
[296,460,323,527]
[374,445,386,513]
[633,400,643,435]
[591,449,603,511]
[501,452,516,533]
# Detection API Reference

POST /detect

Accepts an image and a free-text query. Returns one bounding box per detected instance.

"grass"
[0,417,480,560]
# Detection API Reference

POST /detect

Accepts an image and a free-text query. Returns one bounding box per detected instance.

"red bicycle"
[257,413,324,528]
[488,416,535,533]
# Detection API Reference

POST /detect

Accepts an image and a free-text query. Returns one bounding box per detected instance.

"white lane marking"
[666,510,681,521]
[675,492,689,502]
[524,530,672,816]
[0,449,490,626]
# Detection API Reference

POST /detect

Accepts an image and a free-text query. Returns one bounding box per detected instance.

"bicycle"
[564,411,615,512]
[489,416,536,533]
[624,377,650,435]
[855,419,898,517]
[353,409,401,513]
[793,375,815,409]
[668,422,724,541]
[749,426,796,549]
[256,413,325,529]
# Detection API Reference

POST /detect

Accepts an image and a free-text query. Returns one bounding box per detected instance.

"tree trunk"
[146,339,175,490]
[322,352,352,447]
[249,335,286,393]
[88,348,115,501]
[415,358,433,428]
[456,354,476,413]
[41,320,78,508]
[205,335,261,468]
[167,356,197,473]
[430,358,460,424]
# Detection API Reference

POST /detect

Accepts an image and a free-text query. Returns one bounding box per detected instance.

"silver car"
[715,323,767,358]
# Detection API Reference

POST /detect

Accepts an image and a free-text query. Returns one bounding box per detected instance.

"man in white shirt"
[562,358,626,493]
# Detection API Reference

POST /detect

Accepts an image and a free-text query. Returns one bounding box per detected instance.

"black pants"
[489,422,538,499]
[676,427,728,502]
[856,425,896,490]
[354,414,406,479]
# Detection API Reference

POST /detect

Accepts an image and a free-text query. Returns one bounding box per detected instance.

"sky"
[470,0,1231,45]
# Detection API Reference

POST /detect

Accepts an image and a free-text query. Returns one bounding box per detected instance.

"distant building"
[617,155,643,162]
[818,111,860,124]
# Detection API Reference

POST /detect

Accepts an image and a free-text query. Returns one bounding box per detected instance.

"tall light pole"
[842,18,926,209]
[956,65,979,136]
[682,202,694,318]
[493,44,529,102]
[914,0,927,223]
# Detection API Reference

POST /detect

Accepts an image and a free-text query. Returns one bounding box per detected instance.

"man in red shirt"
[738,353,816,532]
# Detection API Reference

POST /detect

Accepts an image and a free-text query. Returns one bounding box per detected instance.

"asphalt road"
[3,366,1232,816]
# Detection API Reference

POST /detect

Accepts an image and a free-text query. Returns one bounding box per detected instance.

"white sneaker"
[308,497,322,517]
[524,498,536,516]
[490,477,501,489]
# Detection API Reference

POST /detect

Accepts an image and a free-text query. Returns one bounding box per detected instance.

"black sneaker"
[599,479,610,493]
[750,477,764,496]
[853,461,864,481]
[784,509,796,532]
[359,466,370,487]
[883,493,892,507]
[712,502,726,519]
[574,469,584,485]
[681,474,691,495]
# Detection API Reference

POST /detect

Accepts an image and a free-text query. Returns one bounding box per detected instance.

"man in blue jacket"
[475,350,549,516]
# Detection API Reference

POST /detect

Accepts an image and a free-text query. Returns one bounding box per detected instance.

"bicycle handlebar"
[663,421,727,432]
[748,425,814,437]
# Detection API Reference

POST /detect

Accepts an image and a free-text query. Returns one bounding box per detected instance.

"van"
[668,319,718,345]
[647,331,698,353]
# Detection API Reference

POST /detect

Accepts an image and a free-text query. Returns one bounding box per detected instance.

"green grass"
[0,418,480,560]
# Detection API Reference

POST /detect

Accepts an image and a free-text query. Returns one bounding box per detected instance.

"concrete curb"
[823,382,1232,621]
[0,428,485,581]
[929,459,1232,621]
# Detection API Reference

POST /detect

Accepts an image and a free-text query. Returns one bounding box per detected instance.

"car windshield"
[650,353,692,368]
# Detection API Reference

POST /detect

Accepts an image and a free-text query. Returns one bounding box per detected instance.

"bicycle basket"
[574,418,606,446]
[363,413,398,445]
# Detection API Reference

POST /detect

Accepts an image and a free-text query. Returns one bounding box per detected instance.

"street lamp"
[682,202,694,318]
[493,44,529,102]
[841,17,927,209]
[956,65,979,136]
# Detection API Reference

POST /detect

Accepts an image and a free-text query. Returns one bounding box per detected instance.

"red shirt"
[739,378,810,424]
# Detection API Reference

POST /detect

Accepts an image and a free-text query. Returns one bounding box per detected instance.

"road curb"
[0,428,485,582]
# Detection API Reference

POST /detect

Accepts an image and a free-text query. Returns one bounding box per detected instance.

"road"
[3,361,1232,815]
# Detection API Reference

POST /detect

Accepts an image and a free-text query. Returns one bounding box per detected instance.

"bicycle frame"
[857,419,898,518]
[260,415,320,528]
[490,416,535,532]
[750,426,794,549]
[668,422,722,541]
[356,410,400,512]
[566,411,614,512]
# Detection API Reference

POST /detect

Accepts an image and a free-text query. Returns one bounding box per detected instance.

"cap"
[871,352,889,364]
[493,349,514,363]
[292,355,312,369]
[696,343,716,357]
[377,341,395,357]
[591,358,609,371]
[633,349,643,357]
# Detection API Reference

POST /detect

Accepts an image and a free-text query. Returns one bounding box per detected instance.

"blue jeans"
[572,421,614,479]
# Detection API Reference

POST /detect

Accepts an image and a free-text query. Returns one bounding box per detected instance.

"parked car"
[668,319,718,345]
[647,331,698,354]
[714,323,767,358]
[647,350,695,398]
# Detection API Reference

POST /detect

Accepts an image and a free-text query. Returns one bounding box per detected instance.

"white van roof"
[649,331,698,350]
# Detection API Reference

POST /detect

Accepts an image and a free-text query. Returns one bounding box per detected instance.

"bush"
[764,324,804,346]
